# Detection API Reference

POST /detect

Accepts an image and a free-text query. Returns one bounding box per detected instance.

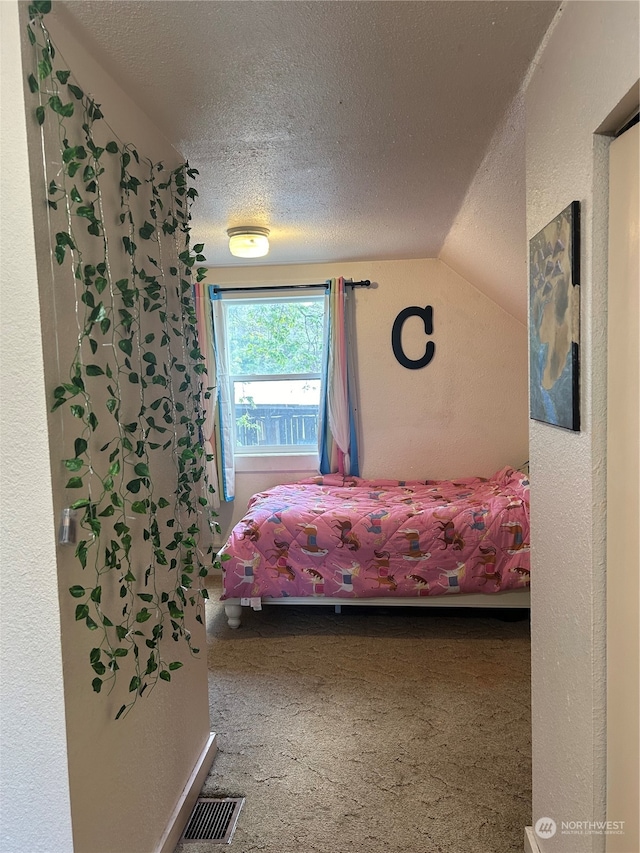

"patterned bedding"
[220,467,530,601]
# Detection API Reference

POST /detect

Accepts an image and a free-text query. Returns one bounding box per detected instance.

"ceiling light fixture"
[227,227,270,259]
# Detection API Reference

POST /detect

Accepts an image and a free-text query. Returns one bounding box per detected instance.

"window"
[223,295,326,455]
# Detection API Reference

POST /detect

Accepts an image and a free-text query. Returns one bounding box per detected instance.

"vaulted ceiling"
[58,1,559,285]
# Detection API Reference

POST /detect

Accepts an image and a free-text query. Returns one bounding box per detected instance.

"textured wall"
[525,3,639,851]
[440,92,528,324]
[0,4,74,851]
[206,258,529,537]
[606,122,639,853]
[11,7,212,853]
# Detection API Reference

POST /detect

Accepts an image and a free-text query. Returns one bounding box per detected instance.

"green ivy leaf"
[64,458,83,471]
[66,476,83,489]
[81,290,95,309]
[92,678,103,693]
[74,438,88,456]
[131,500,147,514]
[85,364,104,376]
[56,231,75,248]
[48,95,74,117]
[90,586,102,603]
[134,463,149,477]
[159,670,171,682]
[88,101,103,120]
[70,498,90,509]
[129,676,141,693]
[137,593,153,603]
[27,73,39,93]
[69,585,85,598]
[75,603,89,621]
[86,616,99,631]
[168,661,183,671]
[135,608,151,623]
[68,83,84,100]
[106,141,119,154]
[168,602,183,619]
[138,221,155,240]
[122,236,136,256]
[118,339,133,356]
[38,57,52,79]
[76,204,94,219]
[36,105,45,125]
[55,69,71,84]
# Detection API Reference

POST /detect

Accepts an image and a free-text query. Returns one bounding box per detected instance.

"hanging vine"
[26,1,218,718]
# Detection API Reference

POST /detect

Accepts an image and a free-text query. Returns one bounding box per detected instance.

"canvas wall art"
[529,201,580,431]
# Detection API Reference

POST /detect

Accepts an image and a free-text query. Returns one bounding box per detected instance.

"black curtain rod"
[211,280,371,295]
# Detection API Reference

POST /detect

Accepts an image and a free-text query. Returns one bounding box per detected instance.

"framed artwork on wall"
[529,200,580,431]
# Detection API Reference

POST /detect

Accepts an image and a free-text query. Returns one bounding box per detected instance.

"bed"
[219,466,530,627]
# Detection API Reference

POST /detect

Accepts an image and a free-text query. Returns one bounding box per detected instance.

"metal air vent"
[181,797,244,844]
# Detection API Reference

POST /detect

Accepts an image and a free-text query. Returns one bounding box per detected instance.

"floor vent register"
[181,797,245,844]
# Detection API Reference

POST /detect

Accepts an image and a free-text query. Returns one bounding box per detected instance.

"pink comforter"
[220,467,530,600]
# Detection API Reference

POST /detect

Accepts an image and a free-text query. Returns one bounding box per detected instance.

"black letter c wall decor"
[391,305,435,369]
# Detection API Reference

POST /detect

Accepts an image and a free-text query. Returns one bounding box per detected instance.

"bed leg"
[225,603,242,629]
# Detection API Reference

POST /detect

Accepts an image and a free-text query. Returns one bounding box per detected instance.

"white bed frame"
[223,588,530,628]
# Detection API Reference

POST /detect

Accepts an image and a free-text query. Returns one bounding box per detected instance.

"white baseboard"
[525,827,541,853]
[155,732,218,853]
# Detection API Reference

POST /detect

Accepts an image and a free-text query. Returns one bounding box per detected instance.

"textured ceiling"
[58,1,559,268]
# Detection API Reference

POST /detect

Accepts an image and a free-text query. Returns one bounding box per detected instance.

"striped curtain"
[209,288,235,501]
[319,277,360,476]
[193,283,234,505]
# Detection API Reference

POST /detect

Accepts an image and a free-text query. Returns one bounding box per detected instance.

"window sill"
[234,452,319,474]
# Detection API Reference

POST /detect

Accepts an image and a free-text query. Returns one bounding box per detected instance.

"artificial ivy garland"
[26,1,218,718]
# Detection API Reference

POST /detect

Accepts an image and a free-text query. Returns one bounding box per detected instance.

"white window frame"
[221,292,325,461]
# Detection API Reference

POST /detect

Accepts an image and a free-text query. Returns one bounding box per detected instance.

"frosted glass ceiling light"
[227,227,270,258]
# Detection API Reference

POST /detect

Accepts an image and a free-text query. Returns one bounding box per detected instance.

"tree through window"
[223,296,325,453]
